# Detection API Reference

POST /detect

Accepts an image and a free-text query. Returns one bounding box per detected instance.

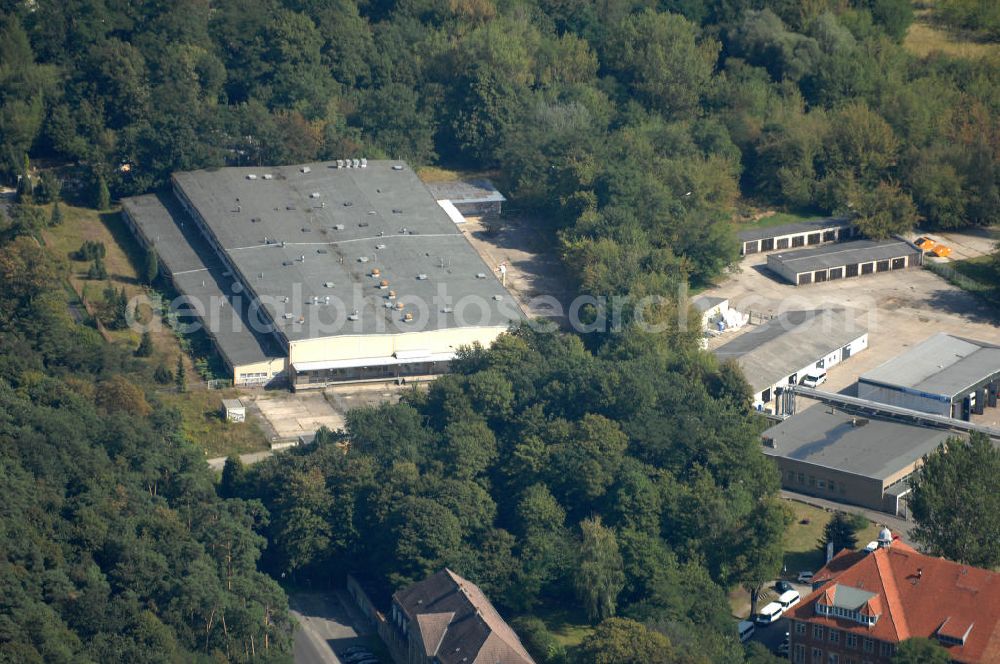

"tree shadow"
[99,210,143,285]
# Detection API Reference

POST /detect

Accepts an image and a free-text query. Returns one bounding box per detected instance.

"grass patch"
[905,9,1000,59]
[734,210,830,233]
[950,254,1000,284]
[159,388,269,458]
[416,165,501,183]
[530,605,594,648]
[781,500,881,578]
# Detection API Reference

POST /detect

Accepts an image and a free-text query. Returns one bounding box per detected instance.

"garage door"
[891,257,906,269]
[845,263,859,277]
[861,262,875,275]
[876,260,890,272]
[829,267,844,280]
[814,270,828,282]
[798,272,812,285]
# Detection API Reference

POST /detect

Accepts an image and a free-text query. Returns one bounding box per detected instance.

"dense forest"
[0,232,293,660]
[2,0,999,661]
[225,327,787,663]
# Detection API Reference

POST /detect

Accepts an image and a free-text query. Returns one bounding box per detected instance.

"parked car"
[342,647,369,656]
[775,580,793,593]
[797,571,814,584]
[344,653,374,663]
[800,370,827,388]
[755,602,783,625]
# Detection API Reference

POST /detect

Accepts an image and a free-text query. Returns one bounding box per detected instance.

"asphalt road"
[289,591,374,664]
[751,615,789,656]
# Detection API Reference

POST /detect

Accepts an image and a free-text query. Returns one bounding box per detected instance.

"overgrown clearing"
[905,8,1000,59]
[781,501,881,578]
[40,202,269,458]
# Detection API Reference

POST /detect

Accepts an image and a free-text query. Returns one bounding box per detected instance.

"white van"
[755,601,783,625]
[801,370,827,388]
[738,620,755,643]
[778,589,801,611]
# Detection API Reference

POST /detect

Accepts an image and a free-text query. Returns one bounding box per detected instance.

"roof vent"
[852,418,869,427]
[379,280,389,289]
[301,166,311,174]
[283,313,294,319]
[371,268,381,277]
[387,290,397,299]
[361,158,368,168]
[493,295,503,301]
[358,222,369,228]
[252,217,261,223]
[324,282,335,288]
[347,311,359,321]
[317,249,328,254]
[336,159,344,168]
[442,306,454,313]
[476,273,487,279]
[392,164,404,171]
[376,243,386,250]
[333,224,345,231]
[301,228,311,233]
[282,261,293,267]
[246,174,257,180]
[417,274,428,280]
[403,312,414,322]
[310,192,321,198]
[343,201,353,207]
[287,205,296,210]
[395,302,405,310]
[358,256,369,263]
[262,173,273,180]
[393,209,403,214]
[384,301,394,309]
[352,159,360,168]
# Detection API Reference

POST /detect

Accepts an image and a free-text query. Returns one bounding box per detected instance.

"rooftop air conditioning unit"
[392,164,404,171]
[417,274,428,280]
[324,282,335,288]
[358,256,369,263]
[352,159,360,168]
[333,224,345,230]
[246,174,257,180]
[301,166,311,174]
[262,173,273,180]
[361,158,368,168]
[336,159,344,168]
[310,192,321,198]
[347,311,359,321]
[283,313,294,319]
[476,273,487,279]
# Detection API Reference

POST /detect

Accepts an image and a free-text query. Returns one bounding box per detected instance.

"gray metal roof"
[121,193,285,368]
[713,309,868,394]
[170,162,523,343]
[828,585,877,610]
[425,179,506,204]
[768,239,920,274]
[737,217,851,242]
[762,404,956,481]
[692,295,726,313]
[860,333,1000,399]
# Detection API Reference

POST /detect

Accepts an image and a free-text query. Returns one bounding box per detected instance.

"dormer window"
[937,618,973,646]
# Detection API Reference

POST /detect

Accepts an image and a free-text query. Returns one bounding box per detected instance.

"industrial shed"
[425,179,507,217]
[122,161,523,389]
[858,333,1000,420]
[713,308,868,408]
[737,217,854,256]
[767,239,922,286]
[762,404,959,515]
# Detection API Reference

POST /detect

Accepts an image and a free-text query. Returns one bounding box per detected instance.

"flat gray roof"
[121,194,285,368]
[762,404,956,481]
[425,179,506,204]
[737,217,851,242]
[714,309,867,394]
[171,162,523,342]
[860,333,1000,399]
[768,239,920,274]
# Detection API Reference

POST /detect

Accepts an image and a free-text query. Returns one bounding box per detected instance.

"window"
[788,471,796,482]
[812,647,823,663]
[828,655,839,664]
[818,479,826,489]
[798,473,805,484]
[879,643,893,657]
[809,476,816,487]
[863,638,874,653]
[813,625,824,640]
[829,629,840,644]
[794,644,806,663]
[846,633,857,649]
[796,623,807,635]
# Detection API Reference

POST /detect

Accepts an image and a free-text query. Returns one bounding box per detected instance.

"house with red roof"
[787,528,1000,663]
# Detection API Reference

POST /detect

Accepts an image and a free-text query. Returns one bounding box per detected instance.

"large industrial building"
[859,333,1000,419]
[767,239,922,286]
[122,161,523,389]
[712,308,868,408]
[761,404,958,515]
[737,217,855,256]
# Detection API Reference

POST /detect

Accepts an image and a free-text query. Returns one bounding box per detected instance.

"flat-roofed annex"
[171,161,522,342]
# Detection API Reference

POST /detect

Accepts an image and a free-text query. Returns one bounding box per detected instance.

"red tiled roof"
[788,544,1000,663]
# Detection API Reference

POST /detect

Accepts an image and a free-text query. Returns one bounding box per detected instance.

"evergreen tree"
[135,330,153,357]
[143,248,158,284]
[175,355,186,392]
[153,362,173,384]
[87,257,107,280]
[49,200,62,226]
[95,174,110,210]
[821,512,869,554]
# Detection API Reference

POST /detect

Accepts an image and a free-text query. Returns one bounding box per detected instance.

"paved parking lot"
[254,392,346,440]
[702,254,1000,397]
